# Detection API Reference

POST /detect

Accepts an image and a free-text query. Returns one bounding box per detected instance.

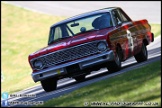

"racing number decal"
[126,29,134,52]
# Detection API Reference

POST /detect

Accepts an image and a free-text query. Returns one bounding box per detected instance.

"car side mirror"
[118,21,122,26]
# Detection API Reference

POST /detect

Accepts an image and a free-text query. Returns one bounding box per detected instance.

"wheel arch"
[143,38,149,46]
[116,43,122,51]
[116,43,124,61]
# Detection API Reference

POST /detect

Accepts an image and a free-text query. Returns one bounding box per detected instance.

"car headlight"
[33,60,43,69]
[97,42,107,51]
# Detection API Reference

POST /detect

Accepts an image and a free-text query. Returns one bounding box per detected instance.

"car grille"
[32,41,99,69]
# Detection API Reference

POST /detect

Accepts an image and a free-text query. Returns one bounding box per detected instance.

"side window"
[120,12,128,22]
[118,9,131,22]
[112,10,122,25]
[54,26,62,40]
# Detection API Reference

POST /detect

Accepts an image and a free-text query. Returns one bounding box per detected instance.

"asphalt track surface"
[2,1,161,107]
[4,1,161,24]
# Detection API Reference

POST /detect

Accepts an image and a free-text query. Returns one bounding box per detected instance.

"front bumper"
[32,50,115,82]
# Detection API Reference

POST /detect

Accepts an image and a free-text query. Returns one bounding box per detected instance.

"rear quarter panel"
[107,19,152,61]
[133,19,152,50]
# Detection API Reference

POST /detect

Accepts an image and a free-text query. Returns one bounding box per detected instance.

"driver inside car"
[92,14,112,29]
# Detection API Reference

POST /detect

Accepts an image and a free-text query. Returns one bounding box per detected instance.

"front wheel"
[134,43,148,63]
[41,77,57,92]
[107,48,121,72]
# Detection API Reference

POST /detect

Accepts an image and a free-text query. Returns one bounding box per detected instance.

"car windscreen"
[48,12,112,45]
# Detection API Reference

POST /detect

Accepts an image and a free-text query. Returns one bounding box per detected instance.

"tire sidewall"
[115,52,121,68]
[142,43,148,59]
[115,48,122,68]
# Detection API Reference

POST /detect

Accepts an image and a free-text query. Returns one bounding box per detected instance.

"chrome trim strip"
[30,40,108,70]
[32,50,114,82]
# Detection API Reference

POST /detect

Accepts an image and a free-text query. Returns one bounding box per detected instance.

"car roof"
[51,7,120,28]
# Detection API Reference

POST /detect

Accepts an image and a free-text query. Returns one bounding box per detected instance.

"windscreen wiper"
[49,36,71,45]
[54,36,71,42]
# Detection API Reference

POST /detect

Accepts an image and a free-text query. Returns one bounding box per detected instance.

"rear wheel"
[41,77,57,92]
[74,75,86,82]
[134,43,148,63]
[107,47,121,72]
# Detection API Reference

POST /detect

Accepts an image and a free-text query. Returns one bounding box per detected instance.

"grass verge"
[1,2,161,94]
[150,24,161,37]
[37,60,161,107]
[1,2,66,93]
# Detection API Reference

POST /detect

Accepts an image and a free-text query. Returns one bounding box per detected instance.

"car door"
[111,9,138,59]
[118,8,139,55]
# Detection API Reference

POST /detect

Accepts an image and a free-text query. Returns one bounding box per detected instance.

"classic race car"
[28,7,154,92]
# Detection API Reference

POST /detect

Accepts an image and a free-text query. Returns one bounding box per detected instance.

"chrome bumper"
[32,50,115,82]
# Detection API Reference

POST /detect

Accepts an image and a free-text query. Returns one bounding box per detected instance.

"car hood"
[29,27,114,60]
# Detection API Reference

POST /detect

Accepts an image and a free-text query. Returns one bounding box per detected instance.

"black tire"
[41,77,57,92]
[134,43,148,63]
[74,75,85,82]
[107,47,121,72]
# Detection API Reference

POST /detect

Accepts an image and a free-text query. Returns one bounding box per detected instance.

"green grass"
[1,2,161,94]
[1,2,66,93]
[150,24,161,37]
[37,60,161,107]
